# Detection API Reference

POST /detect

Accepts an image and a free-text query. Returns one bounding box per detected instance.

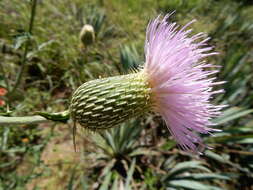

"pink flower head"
[144,14,225,153]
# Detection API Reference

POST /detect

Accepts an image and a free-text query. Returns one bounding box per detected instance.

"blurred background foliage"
[0,0,253,189]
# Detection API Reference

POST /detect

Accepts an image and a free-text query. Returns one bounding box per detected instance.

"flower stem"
[10,0,38,95]
[0,110,70,126]
[0,115,48,125]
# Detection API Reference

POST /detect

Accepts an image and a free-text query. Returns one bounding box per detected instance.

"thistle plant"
[70,13,224,153]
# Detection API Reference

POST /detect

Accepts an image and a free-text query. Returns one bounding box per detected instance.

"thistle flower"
[79,24,95,48]
[70,14,224,153]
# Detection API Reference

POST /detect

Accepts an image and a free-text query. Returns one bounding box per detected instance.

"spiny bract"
[70,72,151,130]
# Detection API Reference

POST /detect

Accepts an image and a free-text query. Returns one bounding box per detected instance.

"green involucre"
[70,72,151,129]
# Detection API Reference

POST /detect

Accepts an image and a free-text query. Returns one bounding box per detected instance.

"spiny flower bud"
[79,24,95,47]
[70,72,151,130]
[71,13,225,153]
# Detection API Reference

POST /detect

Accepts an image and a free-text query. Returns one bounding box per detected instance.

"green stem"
[28,0,37,34]
[0,115,48,125]
[10,0,38,95]
[0,110,70,126]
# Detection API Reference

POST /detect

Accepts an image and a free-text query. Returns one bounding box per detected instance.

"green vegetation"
[0,0,253,189]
